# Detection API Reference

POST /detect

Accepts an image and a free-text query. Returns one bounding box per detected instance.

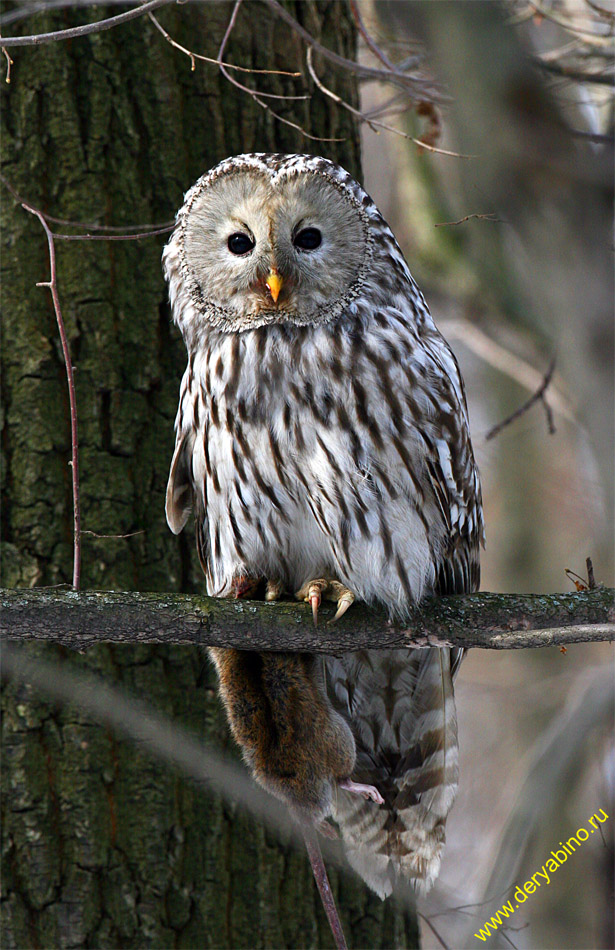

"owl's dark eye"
[293,227,322,251]
[228,232,255,255]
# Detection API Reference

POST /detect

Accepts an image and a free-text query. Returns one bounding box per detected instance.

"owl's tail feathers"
[331,647,459,898]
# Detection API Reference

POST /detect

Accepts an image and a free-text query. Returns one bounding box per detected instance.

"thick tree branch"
[1,587,613,653]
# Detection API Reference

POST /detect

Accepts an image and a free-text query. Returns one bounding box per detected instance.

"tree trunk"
[0,2,418,946]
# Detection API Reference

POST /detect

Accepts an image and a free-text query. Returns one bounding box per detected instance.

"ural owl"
[164,153,483,897]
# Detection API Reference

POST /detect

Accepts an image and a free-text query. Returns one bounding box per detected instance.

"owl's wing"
[166,423,212,583]
[166,429,195,535]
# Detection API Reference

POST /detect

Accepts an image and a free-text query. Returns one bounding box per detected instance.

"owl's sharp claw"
[332,590,355,622]
[296,578,356,625]
[339,778,385,805]
[295,578,328,626]
[327,581,355,622]
[310,587,321,627]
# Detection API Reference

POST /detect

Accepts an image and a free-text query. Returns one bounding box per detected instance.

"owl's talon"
[296,578,328,627]
[339,778,385,805]
[310,591,320,627]
[331,589,355,622]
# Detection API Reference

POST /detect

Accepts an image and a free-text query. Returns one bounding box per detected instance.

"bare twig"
[81,529,145,540]
[0,0,175,48]
[1,173,174,234]
[147,8,300,77]
[216,0,307,101]
[21,203,81,590]
[485,358,557,441]
[216,1,340,143]
[302,825,348,950]
[52,226,174,242]
[0,0,150,28]
[263,0,443,102]
[349,0,401,72]
[587,556,597,590]
[539,59,615,85]
[306,48,473,158]
[586,0,615,22]
[1,35,13,82]
[418,912,452,950]
[435,212,503,227]
[440,319,576,426]
[527,0,614,44]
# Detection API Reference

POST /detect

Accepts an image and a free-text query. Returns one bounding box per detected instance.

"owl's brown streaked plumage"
[164,153,484,897]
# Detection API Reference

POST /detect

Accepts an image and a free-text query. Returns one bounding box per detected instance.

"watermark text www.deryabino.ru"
[474,809,609,942]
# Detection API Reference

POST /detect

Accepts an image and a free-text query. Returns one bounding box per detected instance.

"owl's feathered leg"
[265,578,285,601]
[295,578,356,625]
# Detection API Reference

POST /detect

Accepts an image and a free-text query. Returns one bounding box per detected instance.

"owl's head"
[163,154,386,337]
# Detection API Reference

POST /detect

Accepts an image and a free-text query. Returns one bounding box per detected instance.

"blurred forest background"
[1,1,613,948]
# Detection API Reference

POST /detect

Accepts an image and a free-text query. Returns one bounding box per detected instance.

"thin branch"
[1,37,13,82]
[0,0,147,28]
[81,529,145,540]
[485,358,557,441]
[586,0,615,21]
[1,587,613,652]
[1,173,174,233]
[52,226,174,241]
[262,0,444,102]
[0,638,420,926]
[539,59,615,86]
[0,639,420,941]
[435,212,503,227]
[527,0,614,45]
[439,318,576,426]
[21,204,81,590]
[216,0,309,101]
[418,912,452,950]
[0,0,175,48]
[302,826,348,950]
[349,0,402,72]
[216,1,340,143]
[306,48,473,159]
[147,8,300,77]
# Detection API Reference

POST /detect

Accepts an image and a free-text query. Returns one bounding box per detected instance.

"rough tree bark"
[2,587,613,651]
[1,2,418,946]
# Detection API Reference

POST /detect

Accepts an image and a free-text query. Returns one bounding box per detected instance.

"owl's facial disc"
[180,168,371,331]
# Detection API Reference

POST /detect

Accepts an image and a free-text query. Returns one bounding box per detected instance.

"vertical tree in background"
[1,2,419,945]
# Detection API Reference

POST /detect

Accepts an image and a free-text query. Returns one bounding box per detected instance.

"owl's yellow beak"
[266,268,283,304]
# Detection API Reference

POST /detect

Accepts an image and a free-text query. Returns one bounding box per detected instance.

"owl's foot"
[295,578,356,626]
[339,778,385,805]
[265,578,285,601]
